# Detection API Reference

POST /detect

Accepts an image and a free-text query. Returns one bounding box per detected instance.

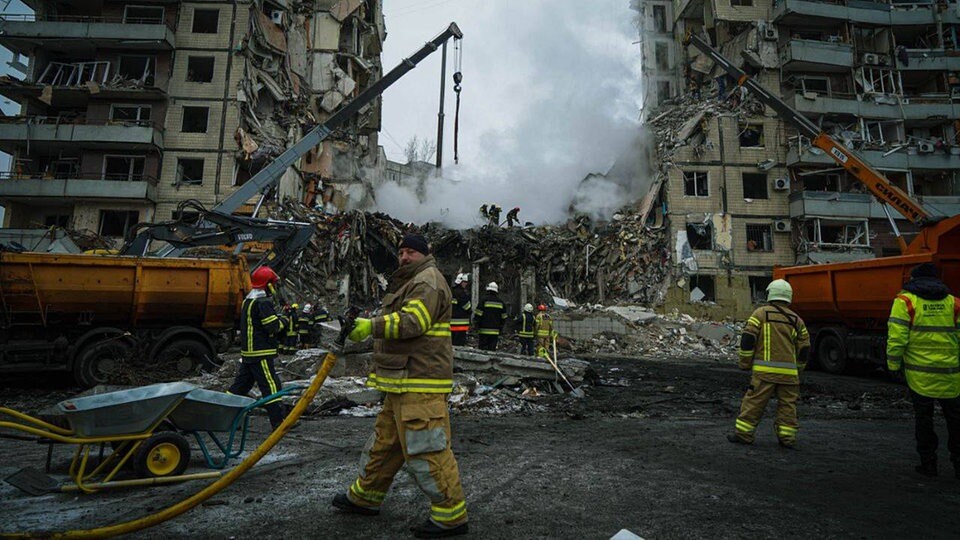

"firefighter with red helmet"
[228,265,287,430]
[534,304,556,360]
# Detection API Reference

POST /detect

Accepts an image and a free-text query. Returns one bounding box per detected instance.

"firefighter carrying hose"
[729,279,810,448]
[887,262,960,478]
[228,266,287,430]
[332,234,468,538]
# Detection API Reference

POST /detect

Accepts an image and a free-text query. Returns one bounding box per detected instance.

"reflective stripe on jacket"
[367,256,454,394]
[535,313,555,338]
[517,313,535,338]
[887,291,960,399]
[475,293,507,335]
[451,289,472,331]
[738,303,810,384]
[240,291,282,360]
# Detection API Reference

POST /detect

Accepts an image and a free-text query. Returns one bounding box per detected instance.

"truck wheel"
[73,341,129,388]
[156,339,214,376]
[133,432,190,478]
[817,334,848,374]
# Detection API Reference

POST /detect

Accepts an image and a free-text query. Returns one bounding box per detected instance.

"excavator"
[685,34,960,374]
[0,24,464,386]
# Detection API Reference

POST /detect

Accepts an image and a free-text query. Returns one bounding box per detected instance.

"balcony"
[787,145,960,170]
[0,116,163,153]
[789,190,960,220]
[773,0,952,28]
[780,39,854,72]
[787,93,960,120]
[896,50,960,72]
[0,60,166,107]
[0,172,158,203]
[0,14,175,55]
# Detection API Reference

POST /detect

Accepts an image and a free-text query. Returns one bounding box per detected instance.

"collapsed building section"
[637,0,960,318]
[0,1,385,243]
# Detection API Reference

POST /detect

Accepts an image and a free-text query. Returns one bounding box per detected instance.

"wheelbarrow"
[0,381,303,494]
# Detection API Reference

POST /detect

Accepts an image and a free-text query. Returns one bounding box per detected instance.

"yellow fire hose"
[2,351,338,539]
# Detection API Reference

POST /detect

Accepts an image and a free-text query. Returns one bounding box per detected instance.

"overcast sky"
[375,0,644,227]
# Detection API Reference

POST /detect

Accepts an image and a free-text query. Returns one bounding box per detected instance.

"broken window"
[686,222,713,250]
[742,173,768,199]
[655,42,669,71]
[863,119,904,146]
[730,0,753,5]
[103,156,145,181]
[657,81,672,105]
[749,276,773,304]
[689,275,716,303]
[652,5,666,33]
[181,106,210,133]
[738,122,764,148]
[187,57,215,83]
[683,171,708,197]
[746,224,773,252]
[799,171,841,192]
[117,55,154,85]
[99,210,140,237]
[177,158,204,185]
[111,104,151,124]
[192,9,219,33]
[803,218,870,248]
[123,6,164,25]
[800,77,830,96]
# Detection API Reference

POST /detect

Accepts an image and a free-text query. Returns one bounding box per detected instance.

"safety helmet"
[523,303,534,313]
[766,279,793,304]
[304,303,313,311]
[292,303,300,309]
[486,282,498,293]
[454,273,469,286]
[537,304,547,311]
[250,266,279,289]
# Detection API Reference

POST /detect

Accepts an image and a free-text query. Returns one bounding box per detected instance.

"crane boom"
[686,34,933,234]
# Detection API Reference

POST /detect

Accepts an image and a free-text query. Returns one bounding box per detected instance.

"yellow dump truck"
[0,251,249,386]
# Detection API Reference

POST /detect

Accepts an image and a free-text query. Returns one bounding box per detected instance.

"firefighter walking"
[887,262,960,478]
[475,282,506,351]
[729,279,810,448]
[534,304,555,360]
[228,266,287,430]
[517,303,536,356]
[279,303,300,355]
[332,234,468,538]
[450,273,472,346]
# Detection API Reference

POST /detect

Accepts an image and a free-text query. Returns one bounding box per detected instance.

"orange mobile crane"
[686,34,960,373]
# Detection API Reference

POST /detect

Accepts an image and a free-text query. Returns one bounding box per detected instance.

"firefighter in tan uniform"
[332,234,468,539]
[728,279,810,448]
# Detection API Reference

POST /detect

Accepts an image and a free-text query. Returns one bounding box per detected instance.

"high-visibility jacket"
[887,290,960,399]
[284,309,299,338]
[517,312,535,338]
[475,292,507,335]
[739,302,810,384]
[240,290,283,361]
[298,310,313,335]
[313,308,330,325]
[451,288,472,332]
[367,255,454,394]
[535,313,555,339]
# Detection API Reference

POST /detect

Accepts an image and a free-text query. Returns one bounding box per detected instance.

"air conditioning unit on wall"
[270,10,284,25]
[863,53,881,66]
[774,219,792,233]
[918,141,936,154]
[773,177,790,191]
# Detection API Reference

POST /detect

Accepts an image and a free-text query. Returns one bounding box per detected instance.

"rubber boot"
[410,519,468,538]
[726,434,750,445]
[332,493,380,516]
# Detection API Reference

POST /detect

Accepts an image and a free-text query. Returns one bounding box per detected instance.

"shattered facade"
[652,0,960,318]
[635,0,681,112]
[0,0,385,240]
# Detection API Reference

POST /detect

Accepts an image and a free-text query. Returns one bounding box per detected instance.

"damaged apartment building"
[643,0,960,318]
[0,0,385,241]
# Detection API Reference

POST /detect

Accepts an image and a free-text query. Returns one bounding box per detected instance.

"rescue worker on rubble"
[332,233,468,538]
[228,266,287,430]
[312,304,330,343]
[450,273,472,346]
[478,204,488,223]
[534,304,557,360]
[886,262,960,478]
[728,279,810,448]
[517,303,536,356]
[279,303,300,355]
[298,303,315,348]
[488,205,501,227]
[506,207,520,227]
[475,282,507,351]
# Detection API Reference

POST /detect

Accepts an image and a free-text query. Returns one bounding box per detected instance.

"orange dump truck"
[774,215,960,374]
[0,251,249,386]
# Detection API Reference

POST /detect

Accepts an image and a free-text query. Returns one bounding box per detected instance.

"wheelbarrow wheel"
[133,432,191,478]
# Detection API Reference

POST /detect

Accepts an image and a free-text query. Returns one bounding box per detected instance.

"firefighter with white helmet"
[517,303,536,356]
[475,282,506,351]
[450,273,472,346]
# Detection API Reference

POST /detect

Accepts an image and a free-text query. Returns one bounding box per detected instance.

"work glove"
[348,318,373,342]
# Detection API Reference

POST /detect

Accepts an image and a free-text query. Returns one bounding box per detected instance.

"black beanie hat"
[911,262,939,279]
[399,234,430,256]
